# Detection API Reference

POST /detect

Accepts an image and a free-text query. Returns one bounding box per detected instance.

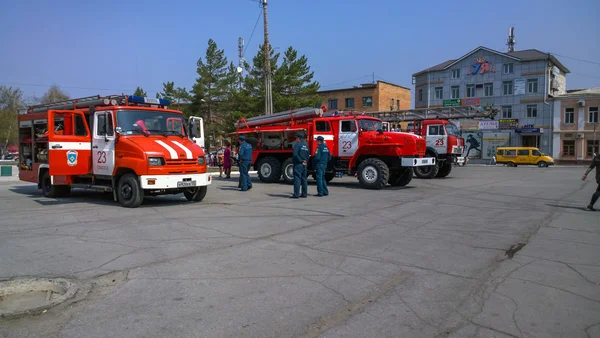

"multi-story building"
[317,80,411,113]
[412,46,569,155]
[552,88,600,164]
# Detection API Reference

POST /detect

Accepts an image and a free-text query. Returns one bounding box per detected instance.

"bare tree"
[0,86,24,156]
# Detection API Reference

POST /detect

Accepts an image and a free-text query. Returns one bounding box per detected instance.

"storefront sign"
[514,79,525,95]
[443,99,461,107]
[515,124,541,133]
[499,119,519,130]
[461,97,480,106]
[469,56,496,75]
[479,120,499,130]
[460,120,480,131]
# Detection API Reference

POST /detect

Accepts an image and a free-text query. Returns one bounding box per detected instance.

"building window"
[418,90,423,102]
[484,83,494,97]
[345,98,354,108]
[563,140,575,156]
[502,106,512,118]
[466,85,475,98]
[362,96,373,107]
[451,86,459,99]
[527,79,538,93]
[396,99,400,110]
[328,99,338,110]
[435,87,443,99]
[503,63,514,74]
[452,69,460,79]
[588,140,600,156]
[564,108,575,124]
[589,107,599,123]
[503,81,513,95]
[527,104,538,118]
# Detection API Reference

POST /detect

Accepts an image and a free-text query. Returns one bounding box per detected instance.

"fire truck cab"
[17,95,211,208]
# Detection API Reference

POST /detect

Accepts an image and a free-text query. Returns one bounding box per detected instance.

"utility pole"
[262,0,273,115]
[237,37,244,90]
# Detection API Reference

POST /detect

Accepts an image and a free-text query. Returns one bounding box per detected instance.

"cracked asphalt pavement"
[0,166,599,338]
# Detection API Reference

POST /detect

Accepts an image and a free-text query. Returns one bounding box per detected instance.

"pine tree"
[191,39,230,123]
[133,87,147,97]
[273,47,321,111]
[243,43,280,115]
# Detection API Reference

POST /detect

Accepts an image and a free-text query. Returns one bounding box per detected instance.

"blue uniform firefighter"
[238,135,253,191]
[291,133,310,198]
[314,136,331,197]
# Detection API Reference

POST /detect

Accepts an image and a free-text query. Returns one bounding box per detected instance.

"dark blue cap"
[296,133,304,139]
[316,136,324,141]
[238,135,245,141]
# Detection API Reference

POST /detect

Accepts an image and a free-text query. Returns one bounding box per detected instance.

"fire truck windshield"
[358,119,383,132]
[116,110,187,136]
[446,123,460,136]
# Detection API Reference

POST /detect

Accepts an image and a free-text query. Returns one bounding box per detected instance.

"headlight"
[148,157,165,166]
[198,156,205,165]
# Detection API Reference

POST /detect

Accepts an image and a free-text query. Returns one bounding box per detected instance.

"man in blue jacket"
[314,136,331,197]
[291,133,309,198]
[238,135,253,191]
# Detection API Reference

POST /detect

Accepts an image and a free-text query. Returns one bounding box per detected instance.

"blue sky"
[1,0,599,102]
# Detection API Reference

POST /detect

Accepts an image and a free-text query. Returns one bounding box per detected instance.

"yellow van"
[496,147,555,167]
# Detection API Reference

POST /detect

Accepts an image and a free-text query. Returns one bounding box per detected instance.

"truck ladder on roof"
[360,105,499,122]
[25,95,129,114]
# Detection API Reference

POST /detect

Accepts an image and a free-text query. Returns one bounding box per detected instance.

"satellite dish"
[236,67,243,74]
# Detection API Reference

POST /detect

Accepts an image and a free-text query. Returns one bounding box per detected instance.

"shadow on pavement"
[546,203,590,212]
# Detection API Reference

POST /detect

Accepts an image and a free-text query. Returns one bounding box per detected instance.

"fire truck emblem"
[67,150,78,166]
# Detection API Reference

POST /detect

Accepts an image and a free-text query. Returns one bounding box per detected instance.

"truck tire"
[117,173,144,208]
[40,171,59,198]
[325,172,335,182]
[436,161,452,178]
[257,156,282,183]
[184,186,208,202]
[56,185,71,197]
[414,152,439,179]
[390,168,413,187]
[282,158,294,184]
[357,158,389,190]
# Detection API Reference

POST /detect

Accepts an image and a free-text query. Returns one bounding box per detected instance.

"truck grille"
[166,159,197,166]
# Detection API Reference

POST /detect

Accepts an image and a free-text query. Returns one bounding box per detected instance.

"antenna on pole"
[262,0,273,115]
[507,27,516,52]
[237,37,244,88]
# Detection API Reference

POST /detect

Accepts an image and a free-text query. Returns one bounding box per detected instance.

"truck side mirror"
[189,123,198,138]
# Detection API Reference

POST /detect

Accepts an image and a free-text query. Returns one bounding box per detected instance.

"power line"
[570,72,600,80]
[550,52,600,67]
[320,75,372,88]
[0,82,161,94]
[242,8,263,58]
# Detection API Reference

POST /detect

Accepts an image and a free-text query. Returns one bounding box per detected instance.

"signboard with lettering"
[460,120,480,131]
[499,119,519,130]
[461,97,480,106]
[469,56,496,75]
[479,120,499,130]
[515,124,542,133]
[443,99,461,107]
[514,79,525,95]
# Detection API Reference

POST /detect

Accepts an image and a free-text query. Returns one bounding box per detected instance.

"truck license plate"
[177,180,196,188]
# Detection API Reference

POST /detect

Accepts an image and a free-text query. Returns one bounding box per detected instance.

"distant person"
[464,134,481,158]
[223,141,232,179]
[314,136,331,197]
[217,144,225,178]
[582,152,600,211]
[291,133,309,199]
[238,135,253,191]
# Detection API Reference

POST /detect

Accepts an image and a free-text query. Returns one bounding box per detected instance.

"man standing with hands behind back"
[582,152,600,211]
[314,136,331,197]
[291,133,309,199]
[238,135,253,192]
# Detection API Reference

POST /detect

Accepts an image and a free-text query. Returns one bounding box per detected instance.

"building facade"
[412,46,569,156]
[317,80,411,113]
[552,88,600,164]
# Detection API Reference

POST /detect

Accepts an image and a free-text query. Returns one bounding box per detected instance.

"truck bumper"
[401,157,436,167]
[139,173,212,189]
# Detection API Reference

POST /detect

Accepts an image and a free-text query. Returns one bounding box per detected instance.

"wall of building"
[317,81,411,112]
[554,97,600,163]
[413,49,563,155]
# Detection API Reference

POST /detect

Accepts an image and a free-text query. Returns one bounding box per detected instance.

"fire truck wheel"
[325,172,335,182]
[257,157,282,183]
[40,171,59,198]
[414,162,439,179]
[184,186,208,202]
[389,168,413,187]
[357,158,389,190]
[117,174,144,208]
[282,158,294,184]
[436,161,453,178]
[56,185,71,197]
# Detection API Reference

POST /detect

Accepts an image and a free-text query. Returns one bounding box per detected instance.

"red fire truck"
[367,106,498,179]
[17,95,210,208]
[233,107,435,189]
